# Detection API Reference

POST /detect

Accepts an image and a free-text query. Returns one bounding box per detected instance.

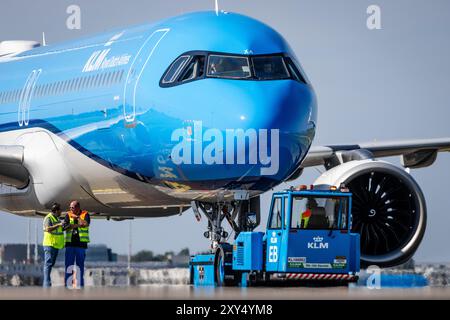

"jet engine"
[314,159,426,267]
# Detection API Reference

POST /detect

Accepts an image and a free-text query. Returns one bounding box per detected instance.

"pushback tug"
[190,185,360,287]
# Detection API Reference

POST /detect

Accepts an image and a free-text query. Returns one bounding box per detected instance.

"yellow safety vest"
[43,213,64,249]
[65,211,90,243]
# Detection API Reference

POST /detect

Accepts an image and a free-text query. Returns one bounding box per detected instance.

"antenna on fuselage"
[215,0,219,16]
[42,32,47,46]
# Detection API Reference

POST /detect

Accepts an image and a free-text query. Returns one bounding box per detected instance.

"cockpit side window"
[180,56,205,82]
[162,55,190,84]
[285,57,307,84]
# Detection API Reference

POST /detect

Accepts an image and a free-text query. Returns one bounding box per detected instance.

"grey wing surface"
[301,137,450,169]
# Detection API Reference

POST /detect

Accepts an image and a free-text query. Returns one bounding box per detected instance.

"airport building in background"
[0,243,117,264]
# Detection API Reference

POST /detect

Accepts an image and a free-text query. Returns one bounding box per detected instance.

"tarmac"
[0,285,450,300]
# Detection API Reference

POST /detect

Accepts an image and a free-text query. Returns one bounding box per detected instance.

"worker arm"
[65,223,79,229]
[45,223,62,232]
[43,217,62,232]
[79,213,90,227]
[62,214,79,230]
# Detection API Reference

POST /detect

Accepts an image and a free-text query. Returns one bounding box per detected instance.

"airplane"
[0,10,449,267]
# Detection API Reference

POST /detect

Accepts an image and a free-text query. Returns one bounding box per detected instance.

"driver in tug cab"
[301,198,318,228]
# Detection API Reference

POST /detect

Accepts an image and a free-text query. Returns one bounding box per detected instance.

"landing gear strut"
[191,198,260,250]
[191,197,260,286]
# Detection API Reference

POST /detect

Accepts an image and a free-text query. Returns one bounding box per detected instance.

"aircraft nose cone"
[197,80,317,187]
[250,81,316,180]
[154,79,317,192]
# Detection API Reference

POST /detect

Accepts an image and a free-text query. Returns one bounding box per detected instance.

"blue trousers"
[43,246,59,287]
[64,246,86,288]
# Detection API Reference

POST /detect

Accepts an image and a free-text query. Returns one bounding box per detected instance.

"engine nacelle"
[314,159,426,267]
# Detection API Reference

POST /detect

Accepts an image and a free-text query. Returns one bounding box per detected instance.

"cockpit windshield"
[252,56,290,80]
[160,51,308,87]
[207,55,251,79]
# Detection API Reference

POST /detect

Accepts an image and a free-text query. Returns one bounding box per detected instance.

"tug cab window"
[269,197,283,229]
[290,196,349,230]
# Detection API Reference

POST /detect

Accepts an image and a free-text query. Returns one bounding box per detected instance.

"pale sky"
[0,0,449,262]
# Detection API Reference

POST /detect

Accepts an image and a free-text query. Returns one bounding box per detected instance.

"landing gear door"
[265,196,284,272]
[123,28,169,123]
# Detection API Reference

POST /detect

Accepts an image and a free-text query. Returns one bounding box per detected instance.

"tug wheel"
[214,244,235,286]
[189,265,194,285]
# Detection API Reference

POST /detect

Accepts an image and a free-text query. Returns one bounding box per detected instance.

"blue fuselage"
[0,11,317,202]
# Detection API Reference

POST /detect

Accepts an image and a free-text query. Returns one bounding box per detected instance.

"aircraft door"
[18,69,41,127]
[123,28,169,123]
[266,196,284,272]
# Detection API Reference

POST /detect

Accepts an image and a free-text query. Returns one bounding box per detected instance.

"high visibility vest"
[65,211,90,243]
[301,209,311,228]
[43,213,65,249]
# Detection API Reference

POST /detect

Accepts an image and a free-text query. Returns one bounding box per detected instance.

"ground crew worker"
[42,202,64,288]
[300,199,317,228]
[63,200,90,288]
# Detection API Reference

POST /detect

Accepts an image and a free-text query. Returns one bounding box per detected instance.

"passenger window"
[112,71,119,83]
[56,82,62,94]
[101,73,107,86]
[107,72,114,85]
[162,55,190,84]
[105,73,110,85]
[105,73,110,86]
[80,77,86,89]
[269,197,283,229]
[118,70,125,82]
[88,76,94,88]
[76,78,82,90]
[179,56,205,82]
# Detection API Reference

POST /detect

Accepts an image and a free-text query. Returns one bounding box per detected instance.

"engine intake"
[314,159,426,267]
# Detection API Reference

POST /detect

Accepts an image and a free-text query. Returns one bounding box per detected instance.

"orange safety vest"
[301,209,311,228]
[65,210,90,243]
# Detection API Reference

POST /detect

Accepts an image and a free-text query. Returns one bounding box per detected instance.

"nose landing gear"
[191,197,260,286]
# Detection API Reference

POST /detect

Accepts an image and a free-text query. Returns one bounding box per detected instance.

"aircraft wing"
[0,145,29,189]
[301,137,450,169]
